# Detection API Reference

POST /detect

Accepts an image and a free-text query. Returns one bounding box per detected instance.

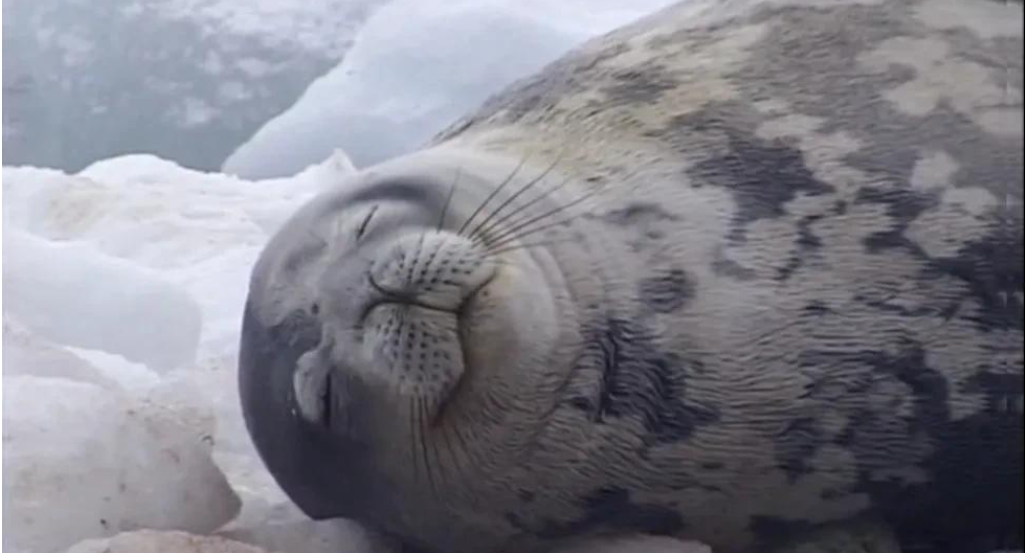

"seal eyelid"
[356,205,379,240]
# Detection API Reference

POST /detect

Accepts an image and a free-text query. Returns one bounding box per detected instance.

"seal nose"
[368,230,496,312]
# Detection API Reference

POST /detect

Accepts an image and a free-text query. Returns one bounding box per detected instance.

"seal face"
[240,1,1024,552]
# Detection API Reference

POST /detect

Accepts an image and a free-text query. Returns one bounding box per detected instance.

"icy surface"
[3,228,203,372]
[221,0,678,179]
[2,317,124,390]
[1,376,242,553]
[0,153,381,553]
[65,530,276,553]
[1,0,384,173]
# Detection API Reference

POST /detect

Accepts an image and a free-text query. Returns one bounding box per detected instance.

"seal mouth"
[366,270,496,315]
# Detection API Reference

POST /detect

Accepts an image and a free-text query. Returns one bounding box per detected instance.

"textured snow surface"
[1,153,379,553]
[64,530,277,553]
[2,375,241,553]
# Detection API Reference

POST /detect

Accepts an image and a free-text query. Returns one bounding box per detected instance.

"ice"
[1,154,353,357]
[65,530,276,553]
[2,316,123,390]
[1,0,385,173]
[1,376,242,553]
[2,228,203,372]
[216,497,388,553]
[1,153,383,553]
[221,0,678,179]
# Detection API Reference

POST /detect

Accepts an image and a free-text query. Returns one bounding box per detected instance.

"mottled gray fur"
[239,1,1023,553]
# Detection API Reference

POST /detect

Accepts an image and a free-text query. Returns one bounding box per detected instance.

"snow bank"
[1,153,353,356]
[1,376,241,553]
[2,317,124,390]
[2,229,203,372]
[221,0,678,179]
[1,153,384,553]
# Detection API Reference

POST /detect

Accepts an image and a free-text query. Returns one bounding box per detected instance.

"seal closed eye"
[239,1,1024,552]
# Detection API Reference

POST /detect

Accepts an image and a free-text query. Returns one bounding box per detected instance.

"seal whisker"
[456,153,531,237]
[427,403,448,490]
[416,396,438,498]
[438,168,461,231]
[480,184,610,249]
[407,397,420,484]
[467,151,566,243]
[474,173,575,245]
[483,238,578,257]
[434,416,461,490]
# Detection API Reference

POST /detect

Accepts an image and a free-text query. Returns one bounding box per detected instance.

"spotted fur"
[241,1,1023,552]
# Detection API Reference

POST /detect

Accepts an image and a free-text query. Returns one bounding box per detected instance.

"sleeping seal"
[238,0,1024,552]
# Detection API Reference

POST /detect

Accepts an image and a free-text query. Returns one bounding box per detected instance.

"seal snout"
[367,230,497,314]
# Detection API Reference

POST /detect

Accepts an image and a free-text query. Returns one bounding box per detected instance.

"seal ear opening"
[238,302,368,520]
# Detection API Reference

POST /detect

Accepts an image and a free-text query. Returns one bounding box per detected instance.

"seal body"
[238,1,1024,552]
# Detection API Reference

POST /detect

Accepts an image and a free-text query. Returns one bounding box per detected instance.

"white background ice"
[1,0,385,173]
[1,154,370,553]
[221,0,679,179]
[2,375,241,553]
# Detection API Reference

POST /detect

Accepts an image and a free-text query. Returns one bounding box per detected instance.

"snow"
[1,153,375,553]
[2,376,241,553]
[65,530,278,553]
[1,0,385,174]
[221,0,679,179]
[3,229,203,372]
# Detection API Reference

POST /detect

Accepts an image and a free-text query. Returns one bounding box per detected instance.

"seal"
[237,1,1024,552]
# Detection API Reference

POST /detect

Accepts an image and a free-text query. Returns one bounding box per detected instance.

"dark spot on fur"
[601,203,679,251]
[820,488,844,501]
[749,516,819,549]
[673,109,834,242]
[603,66,678,106]
[517,489,536,502]
[638,268,694,313]
[602,202,678,226]
[803,300,832,316]
[820,338,1025,552]
[567,317,719,444]
[927,221,1024,332]
[774,417,823,483]
[961,372,1025,415]
[701,461,724,470]
[855,185,939,253]
[535,487,685,539]
[711,251,758,281]
[776,212,826,280]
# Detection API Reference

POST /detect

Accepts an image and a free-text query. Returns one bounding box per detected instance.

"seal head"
[238,149,586,546]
